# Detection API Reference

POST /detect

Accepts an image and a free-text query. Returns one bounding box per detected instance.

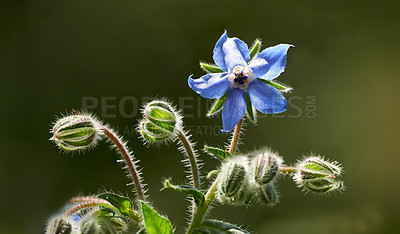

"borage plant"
[46,31,344,234]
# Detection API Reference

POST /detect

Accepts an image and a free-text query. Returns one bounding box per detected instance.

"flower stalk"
[229,118,243,154]
[279,166,297,175]
[177,129,201,189]
[102,126,145,201]
[187,118,244,233]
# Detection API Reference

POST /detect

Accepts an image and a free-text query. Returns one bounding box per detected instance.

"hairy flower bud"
[80,210,128,234]
[218,156,254,205]
[255,183,279,207]
[50,114,101,152]
[294,156,343,194]
[139,100,181,143]
[251,150,282,185]
[46,216,74,234]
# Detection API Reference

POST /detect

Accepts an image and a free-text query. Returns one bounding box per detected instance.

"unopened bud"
[294,156,343,194]
[80,210,128,234]
[46,216,74,234]
[218,156,254,205]
[139,100,181,143]
[50,114,101,152]
[252,150,282,185]
[255,183,279,207]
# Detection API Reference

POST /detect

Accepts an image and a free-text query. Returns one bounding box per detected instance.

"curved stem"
[102,126,145,201]
[229,118,243,154]
[187,119,244,233]
[177,130,201,189]
[66,199,112,216]
[67,196,142,222]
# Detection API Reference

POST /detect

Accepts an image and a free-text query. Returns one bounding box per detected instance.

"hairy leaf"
[164,180,205,207]
[204,145,232,161]
[141,202,173,234]
[193,219,249,234]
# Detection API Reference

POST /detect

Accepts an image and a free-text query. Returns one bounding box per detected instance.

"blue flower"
[188,31,293,132]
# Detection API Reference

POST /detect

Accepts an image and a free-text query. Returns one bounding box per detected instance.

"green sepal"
[200,63,224,73]
[245,94,256,123]
[97,193,134,217]
[141,201,173,234]
[193,219,249,234]
[259,79,292,93]
[204,145,232,161]
[249,39,261,62]
[207,91,229,116]
[207,170,220,179]
[164,180,205,207]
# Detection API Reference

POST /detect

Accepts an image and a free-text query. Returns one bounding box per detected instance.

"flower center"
[229,66,254,90]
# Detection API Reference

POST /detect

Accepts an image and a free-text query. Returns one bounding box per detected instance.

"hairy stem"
[187,119,244,233]
[102,126,145,201]
[279,166,297,174]
[177,130,201,189]
[186,175,221,234]
[67,196,142,222]
[66,199,112,216]
[229,118,243,154]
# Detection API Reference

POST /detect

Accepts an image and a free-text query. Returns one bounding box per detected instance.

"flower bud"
[139,100,181,143]
[51,114,101,152]
[217,156,254,205]
[139,120,173,143]
[80,210,128,234]
[255,183,279,207]
[294,156,343,194]
[46,216,74,234]
[251,151,282,185]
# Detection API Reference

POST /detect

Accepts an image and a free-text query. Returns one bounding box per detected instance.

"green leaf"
[97,193,133,217]
[259,79,292,93]
[193,219,249,234]
[245,94,256,123]
[200,63,224,73]
[141,201,173,234]
[204,145,232,161]
[249,39,261,61]
[164,180,205,207]
[207,91,229,116]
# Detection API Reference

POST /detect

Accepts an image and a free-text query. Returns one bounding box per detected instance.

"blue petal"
[255,44,294,80]
[222,88,247,132]
[188,73,231,99]
[248,79,287,114]
[248,56,269,78]
[213,31,250,72]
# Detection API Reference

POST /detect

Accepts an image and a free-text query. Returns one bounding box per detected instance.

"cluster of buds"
[217,150,282,206]
[217,152,344,206]
[50,113,102,152]
[138,100,182,144]
[293,156,343,194]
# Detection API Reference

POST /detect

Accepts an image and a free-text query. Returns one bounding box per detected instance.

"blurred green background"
[1,0,399,233]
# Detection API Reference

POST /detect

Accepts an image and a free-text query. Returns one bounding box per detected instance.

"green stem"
[186,175,221,234]
[102,126,145,201]
[177,130,201,189]
[279,166,297,174]
[186,119,244,233]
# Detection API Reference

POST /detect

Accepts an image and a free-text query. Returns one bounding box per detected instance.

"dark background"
[1,0,399,233]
